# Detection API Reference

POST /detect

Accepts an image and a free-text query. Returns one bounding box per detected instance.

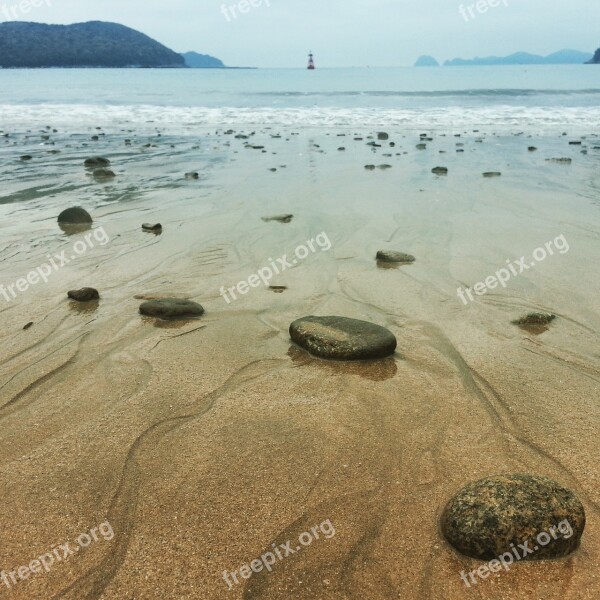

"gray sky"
[4,0,599,67]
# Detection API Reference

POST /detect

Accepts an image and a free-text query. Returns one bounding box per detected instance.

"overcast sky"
[4,0,599,67]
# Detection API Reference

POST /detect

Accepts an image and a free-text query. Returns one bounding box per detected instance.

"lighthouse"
[307,51,315,70]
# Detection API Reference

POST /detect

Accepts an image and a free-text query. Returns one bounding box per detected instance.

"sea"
[0,65,599,133]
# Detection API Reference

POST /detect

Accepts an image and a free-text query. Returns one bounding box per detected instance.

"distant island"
[415,55,440,67]
[180,51,255,69]
[0,21,234,69]
[180,52,225,68]
[415,49,594,67]
[0,21,184,68]
[587,48,600,64]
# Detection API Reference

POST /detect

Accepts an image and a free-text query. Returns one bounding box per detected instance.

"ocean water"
[0,65,599,132]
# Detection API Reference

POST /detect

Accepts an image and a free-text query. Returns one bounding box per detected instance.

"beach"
[1,68,600,599]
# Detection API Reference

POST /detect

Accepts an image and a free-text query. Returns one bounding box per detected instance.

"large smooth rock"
[441,474,586,560]
[139,298,204,319]
[289,316,397,360]
[57,207,92,224]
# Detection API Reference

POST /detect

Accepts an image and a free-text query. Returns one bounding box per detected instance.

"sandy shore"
[0,127,599,599]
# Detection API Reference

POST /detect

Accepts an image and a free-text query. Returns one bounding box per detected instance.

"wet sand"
[0,127,599,599]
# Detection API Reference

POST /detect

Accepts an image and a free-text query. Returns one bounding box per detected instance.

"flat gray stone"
[261,214,293,224]
[441,474,586,560]
[289,316,397,360]
[139,298,204,319]
[376,251,415,264]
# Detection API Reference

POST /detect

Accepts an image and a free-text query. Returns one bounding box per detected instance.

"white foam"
[2,104,599,135]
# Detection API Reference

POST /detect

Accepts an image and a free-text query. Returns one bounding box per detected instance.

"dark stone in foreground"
[84,157,110,168]
[139,298,205,319]
[376,251,416,264]
[289,316,397,360]
[377,132,389,140]
[432,166,448,175]
[513,312,556,326]
[441,474,585,560]
[68,288,100,302]
[57,207,92,224]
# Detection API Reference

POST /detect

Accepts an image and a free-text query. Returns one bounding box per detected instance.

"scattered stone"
[269,286,287,293]
[185,171,199,180]
[23,322,34,330]
[377,164,392,170]
[528,146,538,152]
[569,141,582,145]
[20,155,32,161]
[68,288,100,302]
[432,166,448,175]
[546,158,572,164]
[483,171,502,178]
[84,157,110,168]
[376,251,416,264]
[57,207,92,224]
[261,214,293,224]
[142,223,162,232]
[289,316,397,360]
[441,474,586,560]
[92,168,116,180]
[377,132,389,140]
[269,168,277,172]
[364,164,376,170]
[416,143,427,150]
[513,312,556,327]
[338,147,346,151]
[139,298,204,319]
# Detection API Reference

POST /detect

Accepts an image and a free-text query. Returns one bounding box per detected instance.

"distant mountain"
[0,21,185,68]
[181,52,226,68]
[444,49,593,66]
[414,55,439,67]
[587,48,600,64]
